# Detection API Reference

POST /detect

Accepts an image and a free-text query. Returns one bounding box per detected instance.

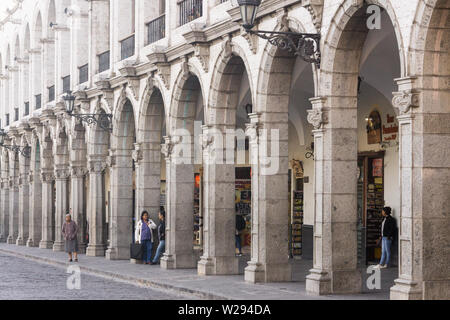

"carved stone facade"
[0,0,448,300]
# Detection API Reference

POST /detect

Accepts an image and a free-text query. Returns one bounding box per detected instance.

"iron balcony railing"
[179,0,202,26]
[14,108,19,122]
[24,102,29,116]
[147,14,166,45]
[121,35,135,61]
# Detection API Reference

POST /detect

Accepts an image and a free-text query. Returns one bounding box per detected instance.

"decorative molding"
[392,90,420,115]
[241,27,258,54]
[119,65,141,101]
[54,168,70,180]
[182,26,210,73]
[307,97,328,129]
[221,35,233,62]
[147,48,171,90]
[71,166,88,178]
[40,171,55,183]
[302,0,324,30]
[132,143,143,162]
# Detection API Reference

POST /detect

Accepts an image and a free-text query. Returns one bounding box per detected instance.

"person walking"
[62,213,79,263]
[375,207,397,269]
[151,210,166,265]
[135,211,157,264]
[235,212,246,256]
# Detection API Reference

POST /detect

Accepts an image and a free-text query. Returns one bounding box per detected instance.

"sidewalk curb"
[0,247,231,300]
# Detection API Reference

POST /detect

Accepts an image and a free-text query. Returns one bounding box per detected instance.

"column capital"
[307,97,328,130]
[71,166,88,178]
[54,168,70,180]
[392,90,420,115]
[245,113,261,144]
[88,160,106,173]
[132,143,144,162]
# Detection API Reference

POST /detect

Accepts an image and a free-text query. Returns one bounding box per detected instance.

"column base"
[390,278,423,300]
[105,246,130,260]
[306,268,362,295]
[306,268,332,295]
[78,242,87,255]
[86,244,106,257]
[7,235,15,244]
[53,241,65,252]
[16,237,27,246]
[161,252,196,270]
[244,261,292,283]
[198,256,239,275]
[26,238,40,247]
[39,240,54,249]
[130,259,144,264]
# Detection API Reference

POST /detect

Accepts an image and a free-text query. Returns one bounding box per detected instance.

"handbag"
[130,243,144,260]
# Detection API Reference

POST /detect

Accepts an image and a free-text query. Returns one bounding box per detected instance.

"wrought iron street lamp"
[0,129,31,158]
[63,91,113,132]
[237,0,321,68]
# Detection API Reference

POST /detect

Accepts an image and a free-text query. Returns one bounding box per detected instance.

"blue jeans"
[142,239,153,263]
[152,240,165,263]
[380,237,392,266]
[235,235,242,253]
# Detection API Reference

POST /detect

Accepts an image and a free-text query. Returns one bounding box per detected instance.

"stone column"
[71,166,88,254]
[133,142,160,226]
[27,170,42,247]
[305,97,361,295]
[7,157,19,245]
[86,160,107,257]
[161,136,196,269]
[16,164,30,246]
[0,178,9,243]
[39,171,55,249]
[53,168,70,252]
[390,77,450,300]
[198,125,239,275]
[106,150,133,260]
[244,113,291,283]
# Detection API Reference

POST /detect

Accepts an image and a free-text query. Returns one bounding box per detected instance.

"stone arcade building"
[0,0,448,300]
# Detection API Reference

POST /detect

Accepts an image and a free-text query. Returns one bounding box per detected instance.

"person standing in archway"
[375,207,397,269]
[151,209,166,265]
[135,211,157,264]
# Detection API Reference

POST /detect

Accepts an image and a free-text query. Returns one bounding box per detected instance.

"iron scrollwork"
[247,30,321,68]
[71,113,113,132]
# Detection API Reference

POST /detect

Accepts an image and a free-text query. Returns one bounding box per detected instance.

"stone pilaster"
[52,168,70,252]
[389,77,450,300]
[27,171,42,247]
[198,125,239,275]
[160,136,196,269]
[39,171,55,249]
[16,172,30,246]
[105,149,133,260]
[244,113,292,283]
[86,159,107,257]
[7,172,19,245]
[305,97,362,295]
[0,178,9,243]
[71,166,88,254]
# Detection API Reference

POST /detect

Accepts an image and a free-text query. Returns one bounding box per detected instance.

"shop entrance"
[357,152,385,265]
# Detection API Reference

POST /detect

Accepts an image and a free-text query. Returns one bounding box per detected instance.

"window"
[48,86,55,102]
[14,108,19,122]
[147,15,165,45]
[98,51,110,73]
[24,102,29,116]
[35,94,42,110]
[120,35,135,61]
[79,64,89,84]
[62,76,71,93]
[6,114,9,126]
[179,0,202,26]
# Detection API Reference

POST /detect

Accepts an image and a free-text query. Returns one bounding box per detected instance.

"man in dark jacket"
[376,207,397,269]
[151,210,166,265]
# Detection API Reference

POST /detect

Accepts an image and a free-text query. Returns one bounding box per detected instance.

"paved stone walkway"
[0,243,397,300]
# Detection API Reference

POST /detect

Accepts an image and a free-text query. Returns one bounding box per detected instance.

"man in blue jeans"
[375,207,396,269]
[151,210,165,265]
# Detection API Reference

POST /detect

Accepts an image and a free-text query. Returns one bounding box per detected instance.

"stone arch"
[207,40,254,127]
[169,61,206,134]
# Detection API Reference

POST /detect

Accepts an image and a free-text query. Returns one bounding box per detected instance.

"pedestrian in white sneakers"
[375,207,396,269]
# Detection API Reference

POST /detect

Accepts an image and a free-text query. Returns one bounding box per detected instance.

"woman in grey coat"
[62,213,79,262]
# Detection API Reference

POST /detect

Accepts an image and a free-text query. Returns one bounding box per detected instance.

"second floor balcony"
[179,0,203,26]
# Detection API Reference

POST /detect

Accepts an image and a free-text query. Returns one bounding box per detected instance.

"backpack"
[236,215,246,231]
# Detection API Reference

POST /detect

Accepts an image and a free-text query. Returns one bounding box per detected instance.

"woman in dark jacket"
[151,210,166,265]
[376,207,396,269]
